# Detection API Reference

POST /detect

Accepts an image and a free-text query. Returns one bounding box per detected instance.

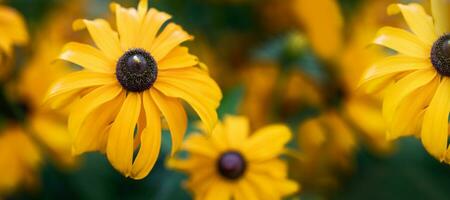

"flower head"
[168,115,299,200]
[360,3,450,163]
[45,0,222,179]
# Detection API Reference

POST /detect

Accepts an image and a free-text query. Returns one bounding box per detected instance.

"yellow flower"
[0,125,41,196]
[45,0,222,179]
[360,3,450,163]
[0,5,28,78]
[168,116,299,200]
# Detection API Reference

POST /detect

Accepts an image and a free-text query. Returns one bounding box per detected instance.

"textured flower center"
[431,34,450,76]
[116,48,158,92]
[217,151,246,180]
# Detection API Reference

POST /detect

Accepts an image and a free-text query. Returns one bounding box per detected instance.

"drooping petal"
[374,26,429,58]
[388,3,437,44]
[223,115,249,149]
[130,92,161,179]
[73,19,122,60]
[242,125,291,161]
[158,47,199,70]
[106,93,141,177]
[150,89,187,155]
[421,78,450,161]
[150,23,193,61]
[45,71,117,104]
[155,67,222,133]
[59,42,115,73]
[137,8,171,51]
[383,69,436,123]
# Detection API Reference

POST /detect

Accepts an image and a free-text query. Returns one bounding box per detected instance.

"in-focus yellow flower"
[45,0,222,179]
[168,116,299,200]
[0,5,28,78]
[0,126,40,196]
[360,3,450,163]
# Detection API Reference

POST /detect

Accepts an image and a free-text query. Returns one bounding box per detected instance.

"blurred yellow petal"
[107,93,141,177]
[150,89,187,155]
[181,134,219,158]
[204,181,232,200]
[242,125,291,161]
[431,0,450,35]
[224,115,249,149]
[374,26,429,58]
[388,3,437,44]
[60,42,114,73]
[235,180,258,200]
[421,78,450,161]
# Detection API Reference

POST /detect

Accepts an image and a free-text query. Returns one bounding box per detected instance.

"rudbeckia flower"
[0,126,41,196]
[45,0,222,179]
[360,3,450,163]
[168,116,299,200]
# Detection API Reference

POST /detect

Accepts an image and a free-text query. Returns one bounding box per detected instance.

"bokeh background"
[0,0,450,199]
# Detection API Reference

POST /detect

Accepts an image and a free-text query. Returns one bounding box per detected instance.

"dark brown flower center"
[217,151,246,180]
[430,34,450,76]
[116,48,158,92]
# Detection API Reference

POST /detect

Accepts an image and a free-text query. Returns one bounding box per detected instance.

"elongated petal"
[158,47,198,70]
[73,19,122,60]
[130,92,161,179]
[383,69,436,123]
[180,134,219,158]
[150,23,193,61]
[374,26,429,58]
[138,8,171,51]
[138,0,148,19]
[421,78,450,161]
[236,180,259,200]
[69,84,122,141]
[388,3,437,44]
[112,3,139,50]
[223,115,249,149]
[242,125,291,161]
[107,93,141,176]
[60,42,114,73]
[246,172,279,200]
[204,181,232,200]
[248,159,287,178]
[431,0,450,35]
[155,68,221,133]
[45,71,117,103]
[360,55,431,84]
[0,6,28,45]
[150,89,187,155]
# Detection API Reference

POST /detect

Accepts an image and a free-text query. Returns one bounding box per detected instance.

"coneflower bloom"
[360,3,450,163]
[168,116,299,200]
[45,0,222,179]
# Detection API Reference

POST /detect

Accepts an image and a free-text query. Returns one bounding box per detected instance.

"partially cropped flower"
[0,4,28,78]
[168,116,299,200]
[0,126,40,196]
[360,3,450,163]
[45,0,222,179]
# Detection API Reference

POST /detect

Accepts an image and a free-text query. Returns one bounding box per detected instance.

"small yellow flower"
[360,3,450,163]
[0,126,41,196]
[168,116,299,200]
[45,0,222,179]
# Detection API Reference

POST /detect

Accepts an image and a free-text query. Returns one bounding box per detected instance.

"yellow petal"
[276,179,299,196]
[74,92,125,154]
[388,3,437,44]
[242,125,291,161]
[130,92,161,179]
[0,6,28,45]
[421,78,450,161]
[69,84,122,145]
[235,179,259,200]
[374,26,429,58]
[106,93,141,177]
[245,172,279,200]
[137,8,171,51]
[383,69,436,123]
[158,47,199,70]
[210,122,228,151]
[431,0,450,35]
[60,42,114,73]
[204,180,232,200]
[74,19,122,60]
[113,3,139,50]
[45,71,117,104]
[223,115,249,149]
[150,89,187,155]
[150,23,193,61]
[155,68,222,133]
[181,134,219,158]
[360,55,431,84]
[138,0,148,19]
[248,159,287,178]
[389,77,439,140]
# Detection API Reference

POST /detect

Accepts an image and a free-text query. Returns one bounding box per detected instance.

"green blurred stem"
[431,0,450,35]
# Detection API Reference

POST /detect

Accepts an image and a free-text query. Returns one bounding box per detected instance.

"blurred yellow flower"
[0,126,40,196]
[45,0,222,179]
[0,5,28,78]
[168,115,299,200]
[360,3,450,163]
